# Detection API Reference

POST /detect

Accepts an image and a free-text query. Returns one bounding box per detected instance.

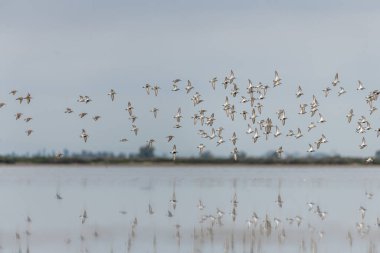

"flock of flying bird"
[2,71,380,252]
[2,70,380,161]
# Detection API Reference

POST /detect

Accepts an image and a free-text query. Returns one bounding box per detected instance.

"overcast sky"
[1,0,380,158]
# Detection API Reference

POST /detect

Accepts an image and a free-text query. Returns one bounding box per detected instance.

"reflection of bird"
[80,209,87,224]
[276,194,283,208]
[56,192,63,200]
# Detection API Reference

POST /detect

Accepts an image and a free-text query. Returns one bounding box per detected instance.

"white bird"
[197,144,206,154]
[318,113,327,123]
[338,87,346,96]
[252,128,260,143]
[229,132,238,145]
[80,129,88,143]
[295,128,303,139]
[170,145,177,161]
[273,71,282,87]
[173,108,182,122]
[274,126,281,137]
[298,104,308,115]
[296,85,304,98]
[231,147,238,161]
[246,124,254,134]
[307,144,315,153]
[185,80,194,94]
[308,122,317,132]
[131,125,139,136]
[359,137,367,149]
[276,146,284,158]
[357,80,365,91]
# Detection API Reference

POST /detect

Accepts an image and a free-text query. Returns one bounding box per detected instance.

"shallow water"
[0,165,379,253]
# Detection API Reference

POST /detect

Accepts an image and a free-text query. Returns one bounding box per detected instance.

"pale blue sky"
[1,0,380,158]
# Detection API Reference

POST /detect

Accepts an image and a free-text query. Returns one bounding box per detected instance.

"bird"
[229,132,238,145]
[126,102,134,116]
[131,125,139,136]
[143,83,151,95]
[0,102,5,109]
[152,84,160,96]
[276,146,284,158]
[308,122,317,132]
[65,107,74,113]
[78,112,87,118]
[146,139,155,149]
[322,87,331,97]
[185,80,194,94]
[25,129,33,136]
[120,138,128,143]
[209,77,217,90]
[55,152,63,159]
[166,135,174,142]
[346,109,354,123]
[357,80,365,91]
[318,113,327,123]
[15,112,23,120]
[338,87,346,96]
[9,90,17,95]
[295,128,303,139]
[273,71,282,87]
[24,93,32,104]
[296,85,304,98]
[16,96,24,104]
[359,137,367,149]
[92,115,101,121]
[307,144,315,153]
[80,129,88,143]
[170,145,177,161]
[332,73,339,86]
[231,147,238,161]
[150,107,159,118]
[24,117,32,123]
[197,144,206,154]
[108,89,116,101]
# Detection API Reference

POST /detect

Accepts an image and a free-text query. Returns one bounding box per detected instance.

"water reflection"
[0,165,378,252]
